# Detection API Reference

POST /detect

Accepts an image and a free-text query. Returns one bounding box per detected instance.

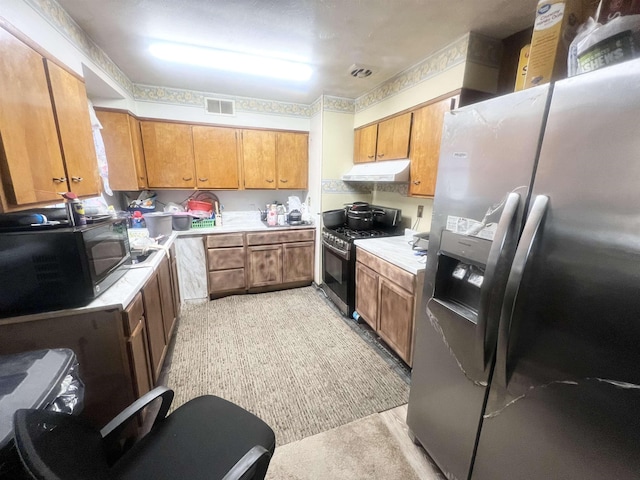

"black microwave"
[0,217,131,318]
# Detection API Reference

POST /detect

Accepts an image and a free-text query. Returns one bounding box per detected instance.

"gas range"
[321,205,403,318]
[322,226,402,257]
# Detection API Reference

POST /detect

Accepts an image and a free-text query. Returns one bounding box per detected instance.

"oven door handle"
[322,240,350,261]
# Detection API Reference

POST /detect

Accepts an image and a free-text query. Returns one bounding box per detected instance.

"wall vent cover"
[205,97,235,116]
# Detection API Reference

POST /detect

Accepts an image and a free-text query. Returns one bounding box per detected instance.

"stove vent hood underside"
[341,159,410,182]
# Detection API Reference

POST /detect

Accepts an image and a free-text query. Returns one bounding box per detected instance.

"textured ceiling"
[56,0,538,104]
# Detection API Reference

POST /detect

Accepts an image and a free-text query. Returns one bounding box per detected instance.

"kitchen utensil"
[322,209,346,229]
[347,211,374,230]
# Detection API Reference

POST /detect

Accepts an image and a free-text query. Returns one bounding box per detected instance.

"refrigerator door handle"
[495,195,549,387]
[476,192,521,368]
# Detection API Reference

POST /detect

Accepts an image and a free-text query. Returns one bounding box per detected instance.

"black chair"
[12,386,275,480]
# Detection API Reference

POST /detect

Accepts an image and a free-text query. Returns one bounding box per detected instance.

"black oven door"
[82,218,131,292]
[322,241,351,316]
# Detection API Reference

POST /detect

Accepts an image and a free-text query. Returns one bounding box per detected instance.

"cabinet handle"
[280,179,288,183]
[367,155,374,159]
[377,153,385,158]
[266,179,274,183]
[183,176,193,181]
[71,176,83,183]
[413,180,421,185]
[52,177,67,183]
[139,176,146,180]
[199,177,208,182]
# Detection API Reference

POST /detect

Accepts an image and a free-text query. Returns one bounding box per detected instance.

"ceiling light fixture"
[149,42,312,82]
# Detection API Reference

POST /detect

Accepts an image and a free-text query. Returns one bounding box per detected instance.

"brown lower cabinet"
[355,247,425,366]
[0,249,180,430]
[206,228,315,296]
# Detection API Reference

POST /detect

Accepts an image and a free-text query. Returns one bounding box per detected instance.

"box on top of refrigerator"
[524,0,586,89]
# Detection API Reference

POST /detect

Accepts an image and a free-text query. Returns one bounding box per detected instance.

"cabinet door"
[141,121,195,188]
[142,272,166,383]
[247,245,282,287]
[96,110,142,191]
[376,112,412,161]
[193,125,239,189]
[129,116,148,189]
[45,60,100,197]
[157,256,177,343]
[356,124,378,163]
[169,244,181,319]
[355,262,379,330]
[0,28,66,208]
[409,96,457,197]
[242,130,277,189]
[283,241,314,283]
[276,132,308,189]
[127,318,153,398]
[378,277,414,365]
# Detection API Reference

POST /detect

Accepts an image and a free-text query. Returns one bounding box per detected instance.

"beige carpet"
[266,412,421,480]
[167,287,409,445]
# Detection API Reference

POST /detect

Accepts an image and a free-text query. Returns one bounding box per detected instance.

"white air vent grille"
[205,97,235,116]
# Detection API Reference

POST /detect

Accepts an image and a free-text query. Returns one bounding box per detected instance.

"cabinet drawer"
[206,233,244,248]
[209,269,246,293]
[246,228,314,245]
[123,292,144,335]
[207,247,245,270]
[357,248,415,293]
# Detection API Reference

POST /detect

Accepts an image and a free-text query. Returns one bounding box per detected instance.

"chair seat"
[112,395,275,480]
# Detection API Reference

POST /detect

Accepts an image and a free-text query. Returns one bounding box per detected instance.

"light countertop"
[354,230,427,275]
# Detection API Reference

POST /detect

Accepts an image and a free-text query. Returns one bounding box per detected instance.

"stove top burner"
[333,227,397,239]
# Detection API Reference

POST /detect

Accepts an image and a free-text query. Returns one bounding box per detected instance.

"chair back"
[13,409,111,480]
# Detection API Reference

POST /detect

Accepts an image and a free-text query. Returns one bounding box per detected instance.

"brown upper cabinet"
[354,112,412,164]
[141,121,196,188]
[242,130,277,189]
[192,126,240,189]
[0,27,99,211]
[243,130,309,190]
[376,113,412,161]
[354,124,378,163]
[95,110,148,191]
[409,94,459,197]
[45,60,101,197]
[276,132,308,190]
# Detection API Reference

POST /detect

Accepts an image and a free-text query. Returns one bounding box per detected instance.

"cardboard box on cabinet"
[524,0,587,89]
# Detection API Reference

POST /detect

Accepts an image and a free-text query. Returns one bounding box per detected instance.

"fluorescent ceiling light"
[149,42,312,82]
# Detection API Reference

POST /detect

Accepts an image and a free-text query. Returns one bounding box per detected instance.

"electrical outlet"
[417,205,424,218]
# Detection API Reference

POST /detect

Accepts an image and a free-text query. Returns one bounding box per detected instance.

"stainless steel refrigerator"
[407,58,640,480]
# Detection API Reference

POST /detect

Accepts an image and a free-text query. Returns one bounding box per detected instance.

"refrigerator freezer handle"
[495,195,549,388]
[476,192,521,368]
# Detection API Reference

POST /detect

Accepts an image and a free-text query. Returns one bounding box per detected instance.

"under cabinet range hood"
[341,159,410,182]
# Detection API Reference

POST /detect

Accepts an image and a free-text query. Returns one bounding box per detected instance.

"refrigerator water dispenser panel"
[432,230,492,324]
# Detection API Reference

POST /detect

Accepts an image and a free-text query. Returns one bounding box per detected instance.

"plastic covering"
[0,349,85,478]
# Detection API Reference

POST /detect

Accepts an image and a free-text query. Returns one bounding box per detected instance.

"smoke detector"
[349,64,374,78]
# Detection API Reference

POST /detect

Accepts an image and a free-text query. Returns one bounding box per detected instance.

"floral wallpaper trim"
[134,84,313,117]
[310,98,322,117]
[374,183,409,196]
[322,180,372,194]
[355,34,470,112]
[323,96,356,113]
[25,0,134,95]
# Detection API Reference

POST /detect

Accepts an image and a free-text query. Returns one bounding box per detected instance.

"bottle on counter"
[267,204,277,226]
[61,192,86,226]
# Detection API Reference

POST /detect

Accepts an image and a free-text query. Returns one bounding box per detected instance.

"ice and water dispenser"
[432,230,492,324]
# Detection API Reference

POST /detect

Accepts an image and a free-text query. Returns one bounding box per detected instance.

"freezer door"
[407,85,551,480]
[472,59,640,479]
